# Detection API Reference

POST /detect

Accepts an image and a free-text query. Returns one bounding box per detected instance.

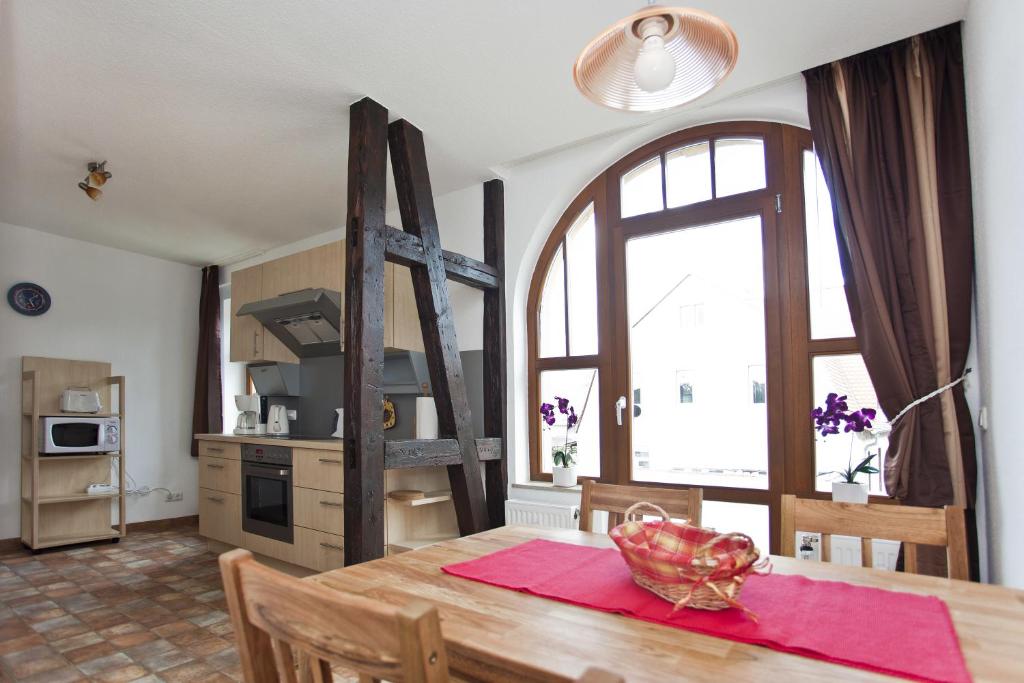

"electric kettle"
[267,404,290,436]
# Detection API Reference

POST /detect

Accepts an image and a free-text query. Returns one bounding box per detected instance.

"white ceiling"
[0,0,967,265]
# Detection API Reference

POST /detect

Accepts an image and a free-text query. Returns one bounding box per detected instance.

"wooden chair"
[220,548,451,682]
[779,494,969,580]
[579,480,702,532]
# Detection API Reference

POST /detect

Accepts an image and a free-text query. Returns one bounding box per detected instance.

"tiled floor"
[0,524,242,682]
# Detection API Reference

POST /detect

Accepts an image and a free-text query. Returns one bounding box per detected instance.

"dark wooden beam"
[384,438,502,469]
[342,97,389,565]
[383,225,500,289]
[388,119,490,535]
[482,179,508,528]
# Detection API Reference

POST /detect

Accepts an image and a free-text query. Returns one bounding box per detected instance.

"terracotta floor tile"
[0,524,250,683]
[64,639,118,665]
[75,651,134,676]
[1,643,69,678]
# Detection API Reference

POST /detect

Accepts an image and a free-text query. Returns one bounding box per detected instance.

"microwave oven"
[39,416,120,454]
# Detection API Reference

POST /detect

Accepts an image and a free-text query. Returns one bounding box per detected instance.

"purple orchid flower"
[811,394,878,438]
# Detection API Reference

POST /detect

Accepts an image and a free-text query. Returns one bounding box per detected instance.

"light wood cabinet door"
[293,449,344,493]
[198,456,241,494]
[229,265,264,362]
[294,526,345,571]
[294,487,344,536]
[199,488,241,545]
[196,441,240,460]
[390,264,424,352]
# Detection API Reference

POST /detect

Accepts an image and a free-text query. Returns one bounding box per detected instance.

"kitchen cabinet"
[229,241,423,363]
[195,437,457,571]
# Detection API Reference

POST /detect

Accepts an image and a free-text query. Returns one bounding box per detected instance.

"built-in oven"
[241,443,293,544]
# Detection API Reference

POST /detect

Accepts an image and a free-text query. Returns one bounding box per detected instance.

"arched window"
[527,122,888,553]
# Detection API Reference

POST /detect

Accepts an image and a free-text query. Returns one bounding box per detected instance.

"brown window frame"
[527,122,888,554]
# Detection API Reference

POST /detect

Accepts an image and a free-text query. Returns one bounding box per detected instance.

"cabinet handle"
[207,496,224,503]
[206,463,224,469]
[253,330,258,356]
[319,542,343,551]
[319,500,343,508]
[206,447,223,453]
[318,458,342,464]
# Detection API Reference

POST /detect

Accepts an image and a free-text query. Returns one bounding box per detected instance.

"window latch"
[775,193,783,213]
[615,396,628,426]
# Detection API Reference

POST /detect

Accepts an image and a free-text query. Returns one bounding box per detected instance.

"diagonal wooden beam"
[342,97,389,565]
[482,179,508,528]
[383,225,500,290]
[388,119,490,536]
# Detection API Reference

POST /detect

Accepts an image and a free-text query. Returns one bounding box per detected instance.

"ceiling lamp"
[573,3,739,112]
[78,161,111,201]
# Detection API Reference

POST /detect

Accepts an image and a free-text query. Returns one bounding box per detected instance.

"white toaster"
[60,388,102,413]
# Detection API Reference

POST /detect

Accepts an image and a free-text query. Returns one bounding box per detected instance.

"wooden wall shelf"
[21,357,127,551]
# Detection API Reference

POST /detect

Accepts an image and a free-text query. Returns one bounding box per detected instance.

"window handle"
[615,396,627,426]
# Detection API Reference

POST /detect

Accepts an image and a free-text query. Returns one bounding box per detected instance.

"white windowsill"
[511,481,582,493]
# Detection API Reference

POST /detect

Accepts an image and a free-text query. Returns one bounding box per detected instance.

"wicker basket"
[609,502,769,619]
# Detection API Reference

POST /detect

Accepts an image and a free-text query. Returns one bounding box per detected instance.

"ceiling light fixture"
[78,161,111,201]
[88,161,112,187]
[573,3,739,112]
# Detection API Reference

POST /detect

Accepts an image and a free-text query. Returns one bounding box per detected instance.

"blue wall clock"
[7,282,51,316]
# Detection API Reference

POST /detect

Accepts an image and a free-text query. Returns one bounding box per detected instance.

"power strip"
[85,483,118,495]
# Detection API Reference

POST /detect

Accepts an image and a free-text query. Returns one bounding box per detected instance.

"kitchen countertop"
[194,433,343,451]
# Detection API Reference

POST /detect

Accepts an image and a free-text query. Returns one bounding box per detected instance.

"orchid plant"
[812,393,880,484]
[540,396,578,468]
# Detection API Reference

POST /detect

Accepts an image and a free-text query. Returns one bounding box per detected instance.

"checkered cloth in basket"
[609,502,770,620]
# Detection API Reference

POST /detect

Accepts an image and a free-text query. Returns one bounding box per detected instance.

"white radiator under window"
[505,500,580,529]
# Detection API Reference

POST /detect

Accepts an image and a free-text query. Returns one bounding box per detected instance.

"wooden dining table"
[310,525,1024,682]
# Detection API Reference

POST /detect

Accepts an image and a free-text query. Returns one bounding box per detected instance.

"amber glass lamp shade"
[78,181,102,201]
[573,5,739,112]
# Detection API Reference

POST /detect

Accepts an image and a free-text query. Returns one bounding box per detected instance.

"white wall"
[964,0,1024,588]
[0,221,200,537]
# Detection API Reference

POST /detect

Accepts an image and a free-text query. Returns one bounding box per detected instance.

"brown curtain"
[803,24,976,514]
[191,265,223,457]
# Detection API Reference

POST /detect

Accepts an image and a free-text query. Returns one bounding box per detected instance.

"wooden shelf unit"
[21,357,126,550]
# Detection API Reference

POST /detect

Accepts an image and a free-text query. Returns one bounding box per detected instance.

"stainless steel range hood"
[237,288,342,358]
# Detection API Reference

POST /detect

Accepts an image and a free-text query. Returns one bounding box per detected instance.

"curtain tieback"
[890,368,972,425]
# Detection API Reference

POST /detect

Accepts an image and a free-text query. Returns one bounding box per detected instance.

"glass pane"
[620,156,664,218]
[713,138,766,197]
[804,150,855,338]
[702,501,770,555]
[538,244,566,357]
[539,368,601,477]
[665,141,712,209]
[565,204,599,356]
[812,354,889,496]
[627,215,768,489]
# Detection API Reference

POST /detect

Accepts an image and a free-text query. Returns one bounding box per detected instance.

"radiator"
[505,500,580,529]
[794,532,900,570]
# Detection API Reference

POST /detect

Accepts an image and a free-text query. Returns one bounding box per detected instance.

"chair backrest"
[779,494,969,580]
[579,480,703,532]
[220,548,450,683]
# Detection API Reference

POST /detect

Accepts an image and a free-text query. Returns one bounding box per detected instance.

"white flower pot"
[832,481,869,504]
[552,465,578,488]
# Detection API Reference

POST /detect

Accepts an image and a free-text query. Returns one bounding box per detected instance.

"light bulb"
[634,33,676,92]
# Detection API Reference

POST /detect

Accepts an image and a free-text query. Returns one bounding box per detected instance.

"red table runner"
[442,539,970,683]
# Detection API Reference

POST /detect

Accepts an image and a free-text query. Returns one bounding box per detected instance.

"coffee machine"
[234,395,266,435]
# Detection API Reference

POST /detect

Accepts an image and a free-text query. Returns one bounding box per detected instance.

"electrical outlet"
[286,409,297,420]
[166,491,183,502]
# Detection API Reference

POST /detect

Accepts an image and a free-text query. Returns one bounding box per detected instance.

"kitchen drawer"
[294,526,345,572]
[294,487,344,536]
[198,456,240,494]
[197,440,240,460]
[198,488,240,546]
[293,449,344,493]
